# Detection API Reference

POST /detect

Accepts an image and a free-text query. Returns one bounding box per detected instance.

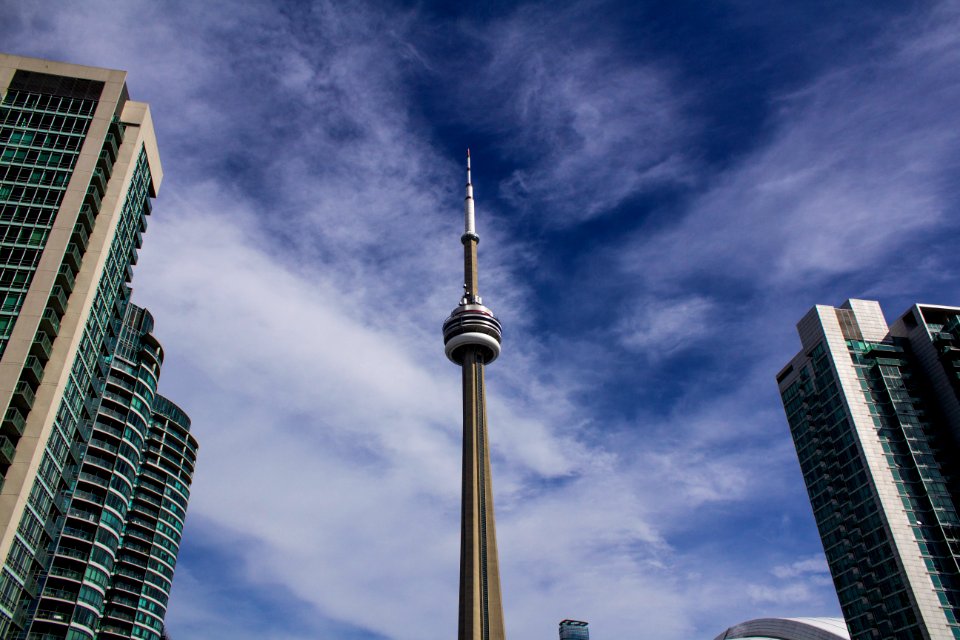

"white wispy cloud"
[617,295,716,357]
[772,555,830,580]
[621,1,960,291]
[467,3,696,224]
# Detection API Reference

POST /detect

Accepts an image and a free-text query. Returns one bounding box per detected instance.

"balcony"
[31,331,53,361]
[12,605,26,630]
[21,355,44,386]
[42,516,64,540]
[95,152,113,182]
[102,136,119,165]
[72,488,103,507]
[105,609,134,623]
[38,308,60,337]
[113,288,129,315]
[84,186,101,211]
[52,492,69,514]
[11,381,35,412]
[0,436,16,466]
[61,244,83,273]
[99,406,128,424]
[136,492,162,508]
[66,508,97,525]
[47,286,68,316]
[109,115,124,136]
[71,223,90,251]
[82,396,100,419]
[88,438,117,455]
[127,515,155,530]
[114,567,143,581]
[40,586,78,602]
[88,168,107,199]
[83,454,114,473]
[60,526,93,542]
[93,422,122,440]
[77,471,108,489]
[88,376,104,398]
[110,595,138,609]
[56,265,75,294]
[124,529,153,544]
[31,609,70,625]
[76,204,96,234]
[22,571,40,598]
[122,540,151,556]
[56,547,88,563]
[75,420,92,443]
[66,442,82,468]
[2,407,26,438]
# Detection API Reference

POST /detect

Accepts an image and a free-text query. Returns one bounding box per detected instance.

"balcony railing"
[60,526,93,542]
[0,437,15,466]
[46,287,67,319]
[11,381,35,412]
[32,609,70,624]
[55,264,74,294]
[2,407,26,438]
[22,355,44,386]
[38,308,60,337]
[77,471,108,488]
[62,244,82,273]
[31,330,53,361]
[47,567,82,581]
[76,204,96,234]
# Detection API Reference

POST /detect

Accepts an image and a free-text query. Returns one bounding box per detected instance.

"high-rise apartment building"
[0,55,196,639]
[558,619,589,640]
[777,299,960,640]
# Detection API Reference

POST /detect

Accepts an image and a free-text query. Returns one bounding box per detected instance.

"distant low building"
[559,619,589,640]
[714,617,849,640]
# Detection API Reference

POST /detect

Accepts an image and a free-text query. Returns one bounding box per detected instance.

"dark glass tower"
[778,300,960,640]
[29,304,196,640]
[442,152,506,640]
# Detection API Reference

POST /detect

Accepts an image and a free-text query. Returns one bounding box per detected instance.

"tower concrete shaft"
[443,150,506,640]
[458,347,505,640]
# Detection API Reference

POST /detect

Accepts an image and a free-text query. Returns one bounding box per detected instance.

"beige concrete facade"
[0,54,161,577]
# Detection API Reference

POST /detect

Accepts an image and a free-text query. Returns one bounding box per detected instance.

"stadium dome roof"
[713,617,850,640]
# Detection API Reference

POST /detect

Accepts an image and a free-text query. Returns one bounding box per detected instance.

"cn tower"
[443,150,506,640]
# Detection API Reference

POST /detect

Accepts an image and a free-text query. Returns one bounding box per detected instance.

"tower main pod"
[442,152,506,640]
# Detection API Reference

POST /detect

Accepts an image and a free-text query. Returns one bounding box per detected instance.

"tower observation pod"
[442,150,506,640]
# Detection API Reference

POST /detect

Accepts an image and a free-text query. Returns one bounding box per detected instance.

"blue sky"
[4,0,960,638]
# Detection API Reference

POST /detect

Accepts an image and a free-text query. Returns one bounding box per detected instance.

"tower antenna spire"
[462,149,480,304]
